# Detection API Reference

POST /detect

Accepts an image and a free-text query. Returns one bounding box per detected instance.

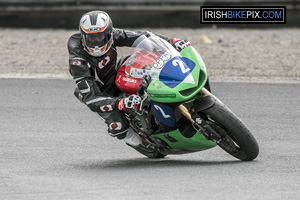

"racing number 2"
[172,59,190,74]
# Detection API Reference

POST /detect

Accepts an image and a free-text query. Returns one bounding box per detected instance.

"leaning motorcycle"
[115,36,259,161]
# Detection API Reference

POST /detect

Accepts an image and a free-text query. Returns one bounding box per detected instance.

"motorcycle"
[115,35,259,161]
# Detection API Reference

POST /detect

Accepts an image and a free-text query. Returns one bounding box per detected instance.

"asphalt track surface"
[1,78,300,200]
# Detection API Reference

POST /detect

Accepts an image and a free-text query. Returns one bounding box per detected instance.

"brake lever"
[138,74,152,111]
[139,92,148,112]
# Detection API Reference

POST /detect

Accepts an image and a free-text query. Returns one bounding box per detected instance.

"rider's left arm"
[112,28,173,47]
[113,28,190,51]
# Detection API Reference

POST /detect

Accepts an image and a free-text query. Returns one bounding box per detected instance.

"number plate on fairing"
[159,56,196,88]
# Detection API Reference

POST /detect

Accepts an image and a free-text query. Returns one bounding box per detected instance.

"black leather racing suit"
[68,28,172,139]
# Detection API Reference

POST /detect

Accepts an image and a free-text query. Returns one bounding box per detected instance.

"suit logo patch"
[98,56,110,69]
[109,122,122,131]
[73,60,82,66]
[100,105,113,112]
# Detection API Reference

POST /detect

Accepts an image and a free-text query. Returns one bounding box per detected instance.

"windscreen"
[125,36,181,79]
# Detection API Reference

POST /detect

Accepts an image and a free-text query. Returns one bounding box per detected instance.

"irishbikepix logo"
[200,6,286,24]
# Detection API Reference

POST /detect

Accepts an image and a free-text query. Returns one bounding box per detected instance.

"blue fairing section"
[151,101,176,127]
[159,56,196,88]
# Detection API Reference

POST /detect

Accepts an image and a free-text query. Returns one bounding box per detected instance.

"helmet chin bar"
[86,45,105,57]
[94,46,101,51]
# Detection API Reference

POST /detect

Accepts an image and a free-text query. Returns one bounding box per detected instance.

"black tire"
[202,99,259,161]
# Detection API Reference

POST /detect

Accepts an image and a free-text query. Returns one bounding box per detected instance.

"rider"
[68,10,191,148]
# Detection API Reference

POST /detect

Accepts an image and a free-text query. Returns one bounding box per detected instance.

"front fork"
[177,88,222,143]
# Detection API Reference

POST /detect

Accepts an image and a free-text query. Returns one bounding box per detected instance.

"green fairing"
[147,46,208,103]
[153,129,216,151]
[148,46,215,151]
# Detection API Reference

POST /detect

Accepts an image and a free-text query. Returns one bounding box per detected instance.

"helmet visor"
[84,31,112,48]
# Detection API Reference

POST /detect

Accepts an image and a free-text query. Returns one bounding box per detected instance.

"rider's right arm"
[69,59,121,113]
[67,34,120,113]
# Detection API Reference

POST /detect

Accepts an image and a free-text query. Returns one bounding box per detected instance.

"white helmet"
[79,11,113,57]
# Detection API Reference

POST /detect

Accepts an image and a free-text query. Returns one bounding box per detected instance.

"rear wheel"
[127,123,167,159]
[130,144,167,159]
[202,100,259,161]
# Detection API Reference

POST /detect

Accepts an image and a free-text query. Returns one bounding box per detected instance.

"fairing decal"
[151,101,176,127]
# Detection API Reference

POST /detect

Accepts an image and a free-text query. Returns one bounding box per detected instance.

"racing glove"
[118,95,141,110]
[172,38,191,52]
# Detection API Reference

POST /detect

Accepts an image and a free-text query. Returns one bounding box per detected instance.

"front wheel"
[202,99,259,161]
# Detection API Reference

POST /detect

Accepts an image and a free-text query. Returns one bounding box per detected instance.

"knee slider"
[74,88,84,103]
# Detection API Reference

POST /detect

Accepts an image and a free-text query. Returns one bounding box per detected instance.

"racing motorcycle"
[115,36,259,161]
